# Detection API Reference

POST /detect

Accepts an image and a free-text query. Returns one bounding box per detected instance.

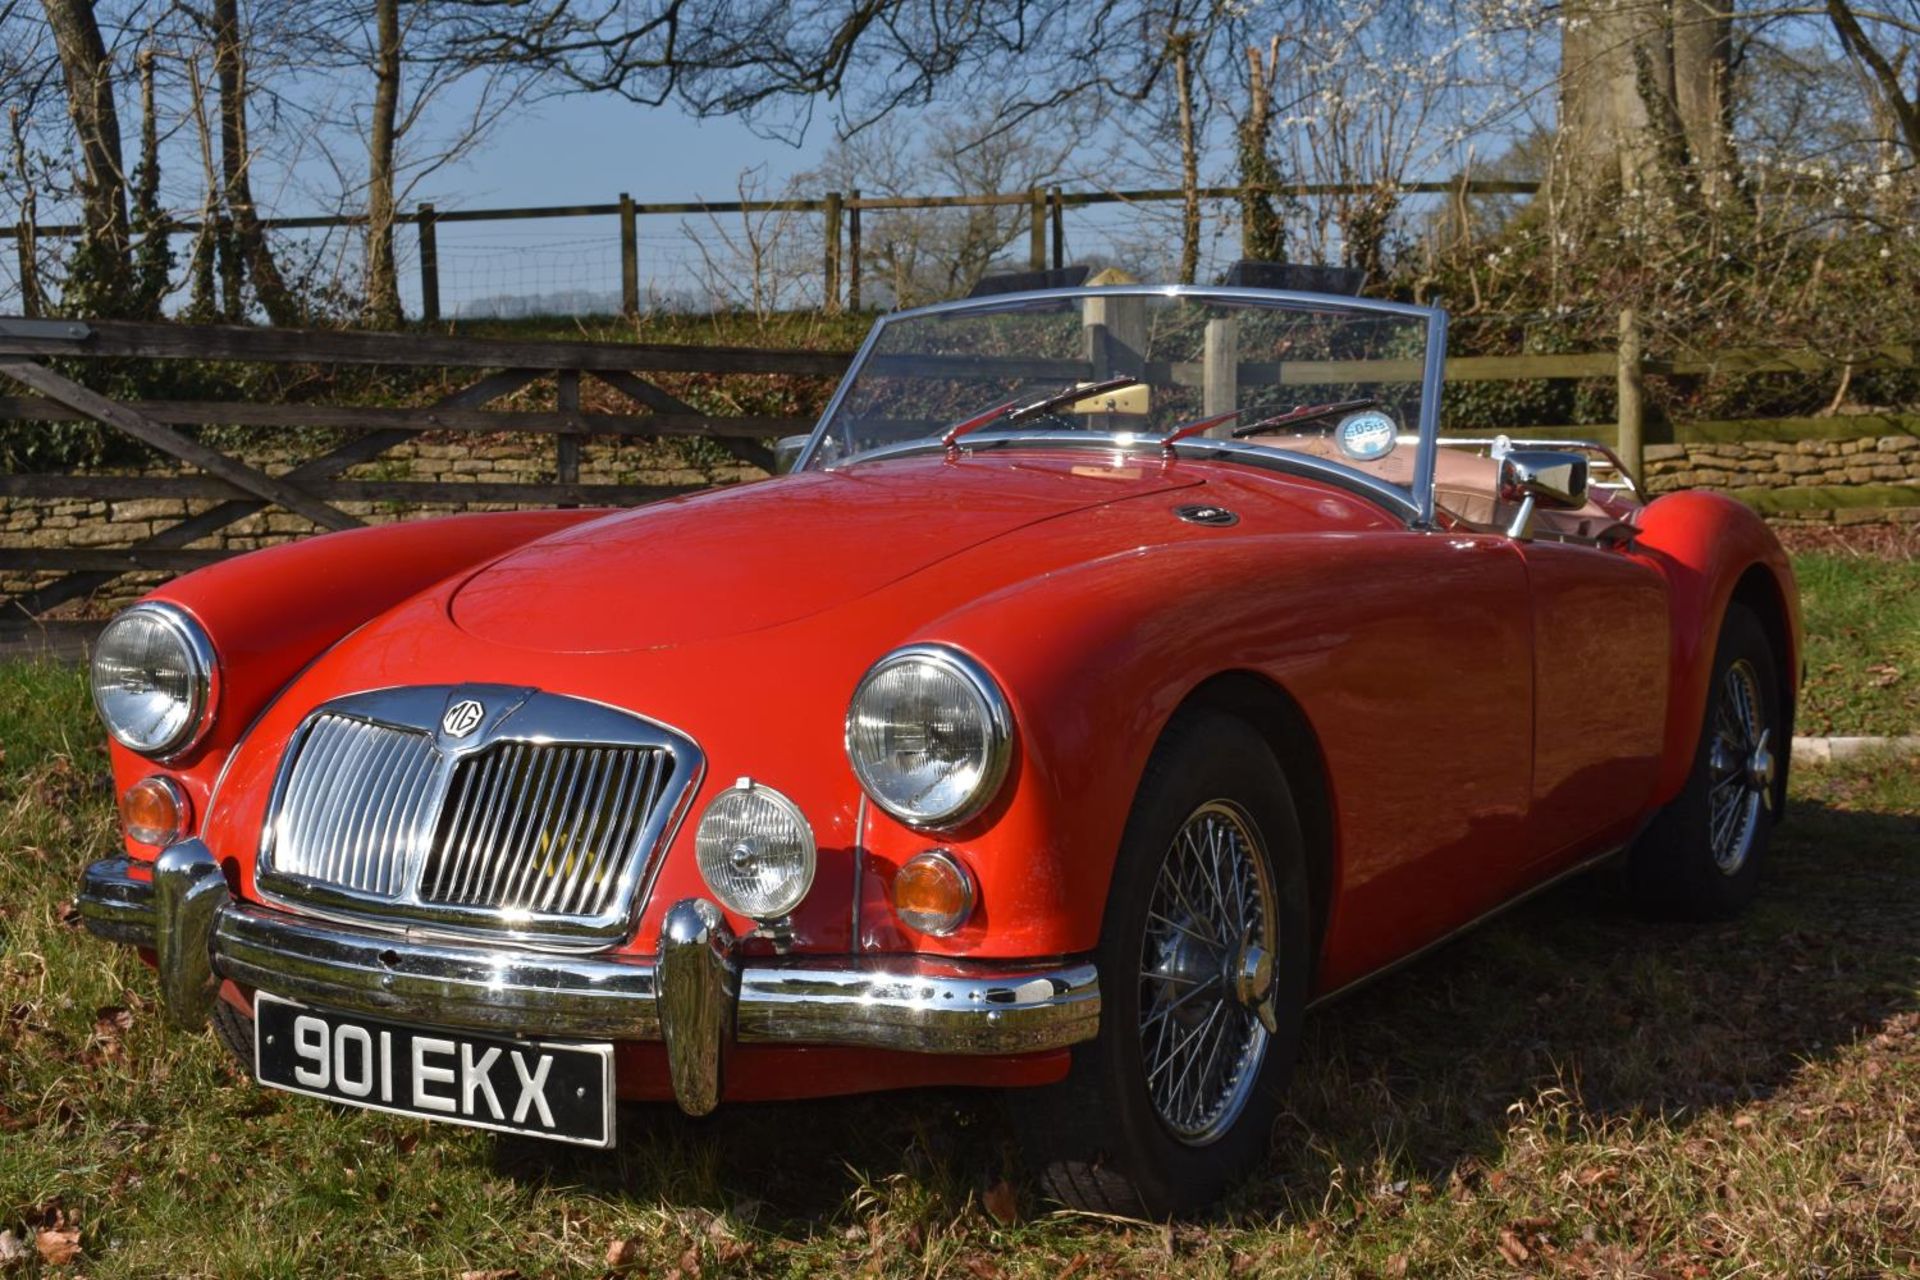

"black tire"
[212,998,255,1075]
[1629,602,1782,919]
[1012,709,1312,1218]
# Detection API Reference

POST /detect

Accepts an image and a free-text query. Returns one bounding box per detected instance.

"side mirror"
[1498,449,1588,538]
[772,434,811,475]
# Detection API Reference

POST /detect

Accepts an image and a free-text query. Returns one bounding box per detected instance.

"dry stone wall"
[5,425,1917,615]
[1,435,759,614]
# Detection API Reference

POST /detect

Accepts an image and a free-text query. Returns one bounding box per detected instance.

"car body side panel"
[912,525,1539,995]
[1516,540,1671,862]
[109,509,605,860]
[1625,490,1802,806]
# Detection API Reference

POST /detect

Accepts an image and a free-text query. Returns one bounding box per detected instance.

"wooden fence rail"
[0,310,1914,620]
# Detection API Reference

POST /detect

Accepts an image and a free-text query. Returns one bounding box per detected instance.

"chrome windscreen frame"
[793,283,1450,528]
[256,685,705,953]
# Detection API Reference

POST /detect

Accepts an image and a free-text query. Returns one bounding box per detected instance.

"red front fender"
[108,510,608,855]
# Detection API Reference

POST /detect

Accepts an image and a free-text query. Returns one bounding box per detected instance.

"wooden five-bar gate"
[0,316,843,620]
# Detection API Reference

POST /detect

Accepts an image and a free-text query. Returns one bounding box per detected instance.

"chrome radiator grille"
[267,714,439,897]
[258,685,701,947]
[419,742,672,918]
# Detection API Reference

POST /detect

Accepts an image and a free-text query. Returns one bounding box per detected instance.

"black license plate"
[253,993,614,1147]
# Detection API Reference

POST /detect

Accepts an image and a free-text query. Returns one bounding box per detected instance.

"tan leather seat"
[1240,430,1634,538]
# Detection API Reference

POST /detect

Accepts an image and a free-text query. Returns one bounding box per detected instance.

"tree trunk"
[130,48,173,318]
[1237,38,1285,262]
[184,57,221,320]
[8,108,46,317]
[1171,34,1200,285]
[1825,0,1920,164]
[1557,0,1740,208]
[40,0,131,310]
[364,0,404,327]
[214,0,300,325]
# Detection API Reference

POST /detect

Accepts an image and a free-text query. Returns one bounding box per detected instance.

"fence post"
[1049,186,1064,270]
[15,219,40,318]
[556,369,581,508]
[217,216,240,321]
[417,203,440,324]
[823,191,843,313]
[847,189,862,311]
[1028,189,1046,271]
[1617,306,1645,487]
[619,193,639,318]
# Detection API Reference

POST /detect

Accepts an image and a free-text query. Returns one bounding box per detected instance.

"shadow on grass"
[489,794,1920,1225]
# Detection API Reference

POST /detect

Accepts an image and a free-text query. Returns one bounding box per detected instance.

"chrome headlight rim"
[90,601,218,760]
[693,778,818,921]
[845,643,1013,830]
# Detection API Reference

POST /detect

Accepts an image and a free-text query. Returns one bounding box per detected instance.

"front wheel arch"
[1181,671,1337,970]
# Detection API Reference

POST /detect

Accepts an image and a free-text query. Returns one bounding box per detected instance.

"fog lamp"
[893,850,975,936]
[694,779,816,920]
[121,776,190,847]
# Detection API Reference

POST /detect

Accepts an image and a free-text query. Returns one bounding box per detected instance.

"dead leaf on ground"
[605,1237,640,1270]
[982,1178,1019,1226]
[34,1227,81,1266]
[456,1271,517,1280]
[1497,1228,1530,1266]
[0,1231,27,1266]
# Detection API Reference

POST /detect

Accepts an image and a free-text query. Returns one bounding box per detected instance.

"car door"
[1308,529,1541,993]
[1515,538,1671,865]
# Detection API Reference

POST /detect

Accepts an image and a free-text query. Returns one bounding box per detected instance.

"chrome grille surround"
[257,686,703,951]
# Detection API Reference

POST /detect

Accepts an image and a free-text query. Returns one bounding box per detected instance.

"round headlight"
[90,602,215,758]
[846,645,1011,828]
[694,780,816,920]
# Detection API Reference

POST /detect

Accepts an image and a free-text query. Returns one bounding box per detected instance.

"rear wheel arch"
[1179,671,1337,964]
[1727,563,1797,810]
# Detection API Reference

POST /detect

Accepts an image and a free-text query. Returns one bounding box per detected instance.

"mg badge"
[441,698,486,739]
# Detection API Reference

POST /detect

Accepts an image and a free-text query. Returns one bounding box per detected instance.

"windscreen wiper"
[941,375,1146,449]
[1159,409,1242,452]
[1229,397,1377,438]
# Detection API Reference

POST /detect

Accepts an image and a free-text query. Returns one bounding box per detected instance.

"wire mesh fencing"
[0,181,1538,321]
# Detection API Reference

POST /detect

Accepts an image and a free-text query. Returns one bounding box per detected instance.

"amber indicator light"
[121,777,189,847]
[893,851,975,936]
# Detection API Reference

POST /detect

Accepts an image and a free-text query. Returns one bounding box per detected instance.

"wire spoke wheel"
[1137,800,1278,1145]
[1707,658,1774,876]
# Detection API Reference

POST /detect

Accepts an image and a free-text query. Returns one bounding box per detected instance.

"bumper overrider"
[76,844,1100,1116]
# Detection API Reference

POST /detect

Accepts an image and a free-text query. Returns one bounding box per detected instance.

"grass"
[1792,544,1920,737]
[1,650,1917,1277]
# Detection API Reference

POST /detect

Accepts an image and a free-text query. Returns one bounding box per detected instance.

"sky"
[396,93,834,212]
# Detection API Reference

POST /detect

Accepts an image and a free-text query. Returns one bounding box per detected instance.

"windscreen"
[805,290,1434,501]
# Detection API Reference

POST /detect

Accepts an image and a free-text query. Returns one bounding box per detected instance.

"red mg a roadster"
[78,282,1798,1215]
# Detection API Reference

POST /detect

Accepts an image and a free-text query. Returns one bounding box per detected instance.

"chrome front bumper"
[77,845,1100,1116]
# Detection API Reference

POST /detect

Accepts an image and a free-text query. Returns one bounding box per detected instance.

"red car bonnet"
[447,454,1203,652]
